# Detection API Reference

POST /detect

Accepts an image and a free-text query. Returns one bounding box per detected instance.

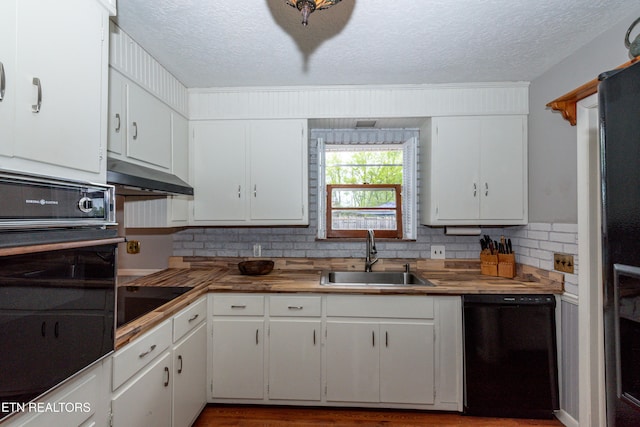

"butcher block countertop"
[115,257,564,349]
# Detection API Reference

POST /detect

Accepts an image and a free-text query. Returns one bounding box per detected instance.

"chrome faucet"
[364,229,378,272]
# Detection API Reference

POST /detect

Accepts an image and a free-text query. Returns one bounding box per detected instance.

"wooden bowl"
[238,260,274,275]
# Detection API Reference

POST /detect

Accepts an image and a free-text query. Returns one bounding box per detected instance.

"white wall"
[528,11,640,223]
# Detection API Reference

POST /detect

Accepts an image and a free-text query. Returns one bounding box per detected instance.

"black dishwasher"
[462,294,559,419]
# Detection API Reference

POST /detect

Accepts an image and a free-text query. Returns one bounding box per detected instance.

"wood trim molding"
[0,237,125,257]
[547,58,638,126]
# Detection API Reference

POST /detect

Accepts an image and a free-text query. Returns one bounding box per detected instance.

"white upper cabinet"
[0,0,109,183]
[0,1,16,159]
[191,119,308,226]
[107,69,172,171]
[421,115,527,226]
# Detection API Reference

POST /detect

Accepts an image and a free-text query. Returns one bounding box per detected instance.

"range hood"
[107,158,194,196]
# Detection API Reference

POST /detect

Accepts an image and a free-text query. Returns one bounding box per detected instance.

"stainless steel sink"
[320,271,434,286]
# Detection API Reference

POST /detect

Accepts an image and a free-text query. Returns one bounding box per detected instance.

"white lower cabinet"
[111,320,172,427]
[111,296,207,427]
[208,293,462,411]
[325,295,436,405]
[173,322,207,427]
[325,321,380,403]
[111,351,172,427]
[210,295,265,400]
[268,296,322,401]
[172,297,207,427]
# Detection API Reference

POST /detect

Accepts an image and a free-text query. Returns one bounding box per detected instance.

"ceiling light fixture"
[285,0,343,26]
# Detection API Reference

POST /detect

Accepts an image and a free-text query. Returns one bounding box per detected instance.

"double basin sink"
[320,271,434,287]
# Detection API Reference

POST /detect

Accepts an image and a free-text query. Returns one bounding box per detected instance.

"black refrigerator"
[600,60,640,427]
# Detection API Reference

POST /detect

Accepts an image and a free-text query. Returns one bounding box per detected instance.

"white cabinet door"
[127,82,172,170]
[249,120,307,221]
[0,0,16,160]
[192,121,247,222]
[431,117,480,221]
[107,69,126,156]
[479,116,526,221]
[173,322,207,427]
[14,0,105,177]
[325,321,379,403]
[380,322,435,404]
[211,318,264,399]
[111,351,172,427]
[268,319,321,401]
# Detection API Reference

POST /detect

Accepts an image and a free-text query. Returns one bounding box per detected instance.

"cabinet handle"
[473,183,477,197]
[32,77,42,113]
[54,321,59,338]
[132,122,138,140]
[164,366,170,387]
[177,355,183,374]
[114,113,121,132]
[256,329,259,345]
[188,314,199,323]
[313,329,316,345]
[485,182,489,197]
[253,185,257,197]
[230,304,246,309]
[41,321,46,337]
[288,306,303,310]
[237,185,241,198]
[138,344,156,359]
[0,62,5,101]
[385,331,388,347]
[372,331,375,347]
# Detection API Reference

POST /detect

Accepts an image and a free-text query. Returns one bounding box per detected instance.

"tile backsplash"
[173,222,578,293]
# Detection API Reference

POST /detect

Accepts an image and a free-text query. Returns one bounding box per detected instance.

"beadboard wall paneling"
[559,296,579,424]
[188,83,529,121]
[109,22,188,117]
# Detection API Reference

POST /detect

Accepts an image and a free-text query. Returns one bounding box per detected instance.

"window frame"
[326,183,403,239]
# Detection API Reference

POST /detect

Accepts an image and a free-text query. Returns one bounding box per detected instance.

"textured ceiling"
[113,0,640,88]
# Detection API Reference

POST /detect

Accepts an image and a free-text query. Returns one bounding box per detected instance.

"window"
[327,184,402,238]
[317,138,417,240]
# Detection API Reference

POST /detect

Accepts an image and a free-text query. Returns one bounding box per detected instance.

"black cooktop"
[116,286,193,327]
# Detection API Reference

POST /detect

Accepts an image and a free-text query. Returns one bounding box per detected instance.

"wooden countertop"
[115,257,564,349]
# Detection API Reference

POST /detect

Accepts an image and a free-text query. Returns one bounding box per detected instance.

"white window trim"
[316,136,418,240]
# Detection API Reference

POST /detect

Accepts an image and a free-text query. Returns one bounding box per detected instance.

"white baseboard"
[555,409,579,427]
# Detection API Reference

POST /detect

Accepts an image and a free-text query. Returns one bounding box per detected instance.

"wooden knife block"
[480,253,498,276]
[497,253,516,278]
[480,252,516,278]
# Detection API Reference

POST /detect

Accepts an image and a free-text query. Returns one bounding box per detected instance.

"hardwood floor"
[192,405,564,427]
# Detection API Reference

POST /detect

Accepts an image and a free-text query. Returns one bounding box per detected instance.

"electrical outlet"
[126,240,141,254]
[554,253,574,274]
[253,244,262,257]
[431,245,445,259]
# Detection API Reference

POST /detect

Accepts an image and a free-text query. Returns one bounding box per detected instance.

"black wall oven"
[0,171,122,421]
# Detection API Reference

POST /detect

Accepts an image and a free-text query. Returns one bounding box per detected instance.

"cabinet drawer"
[269,296,321,317]
[112,320,172,391]
[212,295,264,316]
[327,295,434,319]
[173,296,207,342]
